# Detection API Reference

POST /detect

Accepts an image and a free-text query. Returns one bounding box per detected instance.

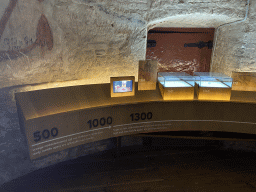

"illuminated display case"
[158,72,195,100]
[194,72,232,101]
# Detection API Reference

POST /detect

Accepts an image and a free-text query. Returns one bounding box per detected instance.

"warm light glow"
[158,82,194,100]
[232,72,256,91]
[16,79,105,93]
[197,87,231,101]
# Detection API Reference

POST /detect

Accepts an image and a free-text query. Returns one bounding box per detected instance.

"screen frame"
[110,76,135,97]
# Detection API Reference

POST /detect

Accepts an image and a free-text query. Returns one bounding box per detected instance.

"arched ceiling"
[0,0,247,89]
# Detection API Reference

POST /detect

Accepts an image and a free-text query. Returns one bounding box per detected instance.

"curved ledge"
[15,83,256,160]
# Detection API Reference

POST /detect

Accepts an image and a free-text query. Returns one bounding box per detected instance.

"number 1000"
[87,117,112,129]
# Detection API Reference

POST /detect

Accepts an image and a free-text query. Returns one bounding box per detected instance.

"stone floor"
[1,143,256,192]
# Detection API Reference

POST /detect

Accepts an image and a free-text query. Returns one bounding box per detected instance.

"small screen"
[113,80,133,93]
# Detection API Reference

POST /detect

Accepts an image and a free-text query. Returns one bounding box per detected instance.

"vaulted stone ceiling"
[0,0,250,89]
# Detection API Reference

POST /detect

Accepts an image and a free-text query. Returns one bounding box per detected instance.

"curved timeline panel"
[15,83,256,160]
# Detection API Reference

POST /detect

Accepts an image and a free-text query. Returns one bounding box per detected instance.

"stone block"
[88,43,108,50]
[95,49,106,56]
[118,0,148,3]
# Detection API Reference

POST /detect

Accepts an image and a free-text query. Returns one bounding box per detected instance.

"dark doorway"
[146,27,215,75]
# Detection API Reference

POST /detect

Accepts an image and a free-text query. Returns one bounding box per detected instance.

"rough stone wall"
[238,1,256,72]
[211,0,256,76]
[0,0,246,88]
[0,0,253,186]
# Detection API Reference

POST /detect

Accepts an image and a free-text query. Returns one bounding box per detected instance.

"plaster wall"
[0,0,255,186]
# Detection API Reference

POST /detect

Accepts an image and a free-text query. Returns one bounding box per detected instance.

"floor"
[2,142,256,192]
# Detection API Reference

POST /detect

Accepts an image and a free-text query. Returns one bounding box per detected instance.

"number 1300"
[130,112,152,121]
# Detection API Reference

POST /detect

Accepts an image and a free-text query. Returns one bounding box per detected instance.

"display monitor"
[110,76,135,97]
[113,80,133,93]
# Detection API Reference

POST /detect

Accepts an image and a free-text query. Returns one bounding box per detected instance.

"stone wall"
[211,0,256,76]
[0,0,247,88]
[0,0,255,186]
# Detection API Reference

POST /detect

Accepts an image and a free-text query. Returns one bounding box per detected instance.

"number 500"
[33,127,58,142]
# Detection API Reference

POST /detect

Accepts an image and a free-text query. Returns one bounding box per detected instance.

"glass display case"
[194,72,232,101]
[158,72,195,100]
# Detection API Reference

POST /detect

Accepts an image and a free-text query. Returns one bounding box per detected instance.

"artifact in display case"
[110,76,135,97]
[138,60,158,90]
[194,72,232,101]
[158,72,195,100]
[232,71,256,91]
